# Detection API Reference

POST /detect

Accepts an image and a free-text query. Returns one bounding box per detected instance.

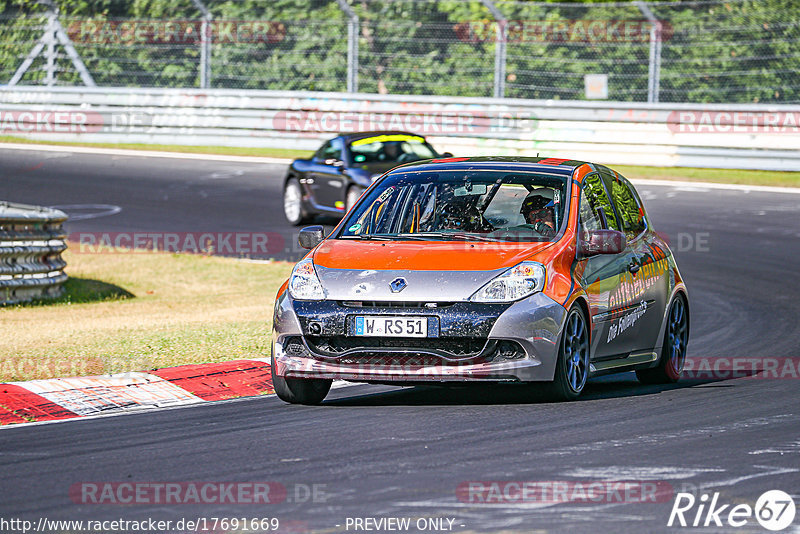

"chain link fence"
[1,0,798,103]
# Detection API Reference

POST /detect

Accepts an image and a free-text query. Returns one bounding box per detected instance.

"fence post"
[480,0,506,99]
[44,11,56,86]
[336,0,359,93]
[635,0,662,103]
[191,0,212,89]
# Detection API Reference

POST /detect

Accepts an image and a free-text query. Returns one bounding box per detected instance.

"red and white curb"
[0,359,277,426]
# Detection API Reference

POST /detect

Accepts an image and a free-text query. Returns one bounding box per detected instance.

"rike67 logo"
[668,490,796,531]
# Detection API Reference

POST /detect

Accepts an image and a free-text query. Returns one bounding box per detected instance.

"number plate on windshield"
[354,316,428,337]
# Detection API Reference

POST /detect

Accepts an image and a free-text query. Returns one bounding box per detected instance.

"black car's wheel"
[271,358,332,405]
[636,294,689,384]
[346,185,364,213]
[547,305,590,401]
[283,177,310,226]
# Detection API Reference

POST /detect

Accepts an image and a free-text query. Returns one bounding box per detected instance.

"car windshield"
[348,134,437,165]
[338,169,569,242]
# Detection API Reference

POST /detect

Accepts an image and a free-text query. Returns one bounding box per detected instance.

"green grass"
[0,244,293,381]
[615,165,800,188]
[0,135,314,160]
[1,136,797,187]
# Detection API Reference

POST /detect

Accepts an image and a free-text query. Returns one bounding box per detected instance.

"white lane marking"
[749,439,800,455]
[205,170,245,179]
[0,142,292,164]
[631,178,800,195]
[562,466,724,480]
[542,414,796,456]
[3,143,800,194]
[49,203,122,221]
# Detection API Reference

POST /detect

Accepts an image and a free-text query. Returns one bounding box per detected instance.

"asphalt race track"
[1,146,799,533]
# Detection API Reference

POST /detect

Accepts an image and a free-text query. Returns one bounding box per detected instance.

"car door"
[308,138,347,210]
[577,172,640,360]
[601,169,669,353]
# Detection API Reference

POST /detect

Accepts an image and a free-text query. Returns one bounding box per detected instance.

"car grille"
[305,336,489,359]
[335,354,454,366]
[338,301,455,308]
[282,336,527,366]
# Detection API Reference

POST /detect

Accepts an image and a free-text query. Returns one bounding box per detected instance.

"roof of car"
[340,131,427,142]
[392,156,591,174]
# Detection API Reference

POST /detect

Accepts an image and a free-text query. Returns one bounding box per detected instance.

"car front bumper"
[272,292,567,383]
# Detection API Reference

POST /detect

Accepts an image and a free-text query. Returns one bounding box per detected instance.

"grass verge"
[0,243,293,382]
[0,135,313,160]
[1,137,798,188]
[615,165,799,188]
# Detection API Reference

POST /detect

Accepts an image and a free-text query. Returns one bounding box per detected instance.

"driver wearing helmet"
[520,189,557,237]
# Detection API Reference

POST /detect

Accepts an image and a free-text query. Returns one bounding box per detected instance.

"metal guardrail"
[1,86,799,171]
[0,201,68,305]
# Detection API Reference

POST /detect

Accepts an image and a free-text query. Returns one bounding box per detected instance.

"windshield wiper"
[407,232,501,242]
[353,233,394,241]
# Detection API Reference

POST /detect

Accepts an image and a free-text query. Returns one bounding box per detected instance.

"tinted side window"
[583,173,620,231]
[602,172,646,238]
[578,189,602,232]
[315,141,342,161]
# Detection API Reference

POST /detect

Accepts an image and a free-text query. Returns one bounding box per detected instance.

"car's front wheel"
[636,294,688,384]
[547,305,590,401]
[283,177,310,226]
[271,359,332,405]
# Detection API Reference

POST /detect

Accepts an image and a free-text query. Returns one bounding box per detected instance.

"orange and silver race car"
[271,157,689,404]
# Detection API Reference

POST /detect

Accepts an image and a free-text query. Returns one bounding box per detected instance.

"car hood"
[312,239,557,301]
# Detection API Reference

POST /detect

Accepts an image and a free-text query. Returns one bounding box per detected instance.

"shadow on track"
[323,371,756,407]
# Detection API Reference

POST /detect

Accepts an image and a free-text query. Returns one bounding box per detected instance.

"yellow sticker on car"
[351,134,425,147]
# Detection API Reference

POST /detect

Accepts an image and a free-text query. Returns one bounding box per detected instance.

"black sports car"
[282,131,449,225]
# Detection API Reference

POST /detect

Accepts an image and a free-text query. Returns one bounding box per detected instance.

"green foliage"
[0,0,797,102]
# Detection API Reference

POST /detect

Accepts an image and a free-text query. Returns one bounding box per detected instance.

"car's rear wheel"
[636,294,688,384]
[283,177,309,226]
[346,185,364,213]
[271,359,332,405]
[547,305,590,401]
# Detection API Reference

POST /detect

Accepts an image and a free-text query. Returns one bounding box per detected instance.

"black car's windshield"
[348,134,437,165]
[339,169,569,242]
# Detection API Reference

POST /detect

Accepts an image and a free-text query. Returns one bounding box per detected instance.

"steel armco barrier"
[0,202,68,304]
[0,86,799,171]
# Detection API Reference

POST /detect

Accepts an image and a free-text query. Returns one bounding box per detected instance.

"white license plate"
[354,316,428,337]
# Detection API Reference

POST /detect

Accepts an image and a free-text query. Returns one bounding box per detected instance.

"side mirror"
[298,225,325,250]
[578,229,626,257]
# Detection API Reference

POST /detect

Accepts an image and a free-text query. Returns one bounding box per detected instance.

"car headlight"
[289,259,325,300]
[471,261,546,303]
